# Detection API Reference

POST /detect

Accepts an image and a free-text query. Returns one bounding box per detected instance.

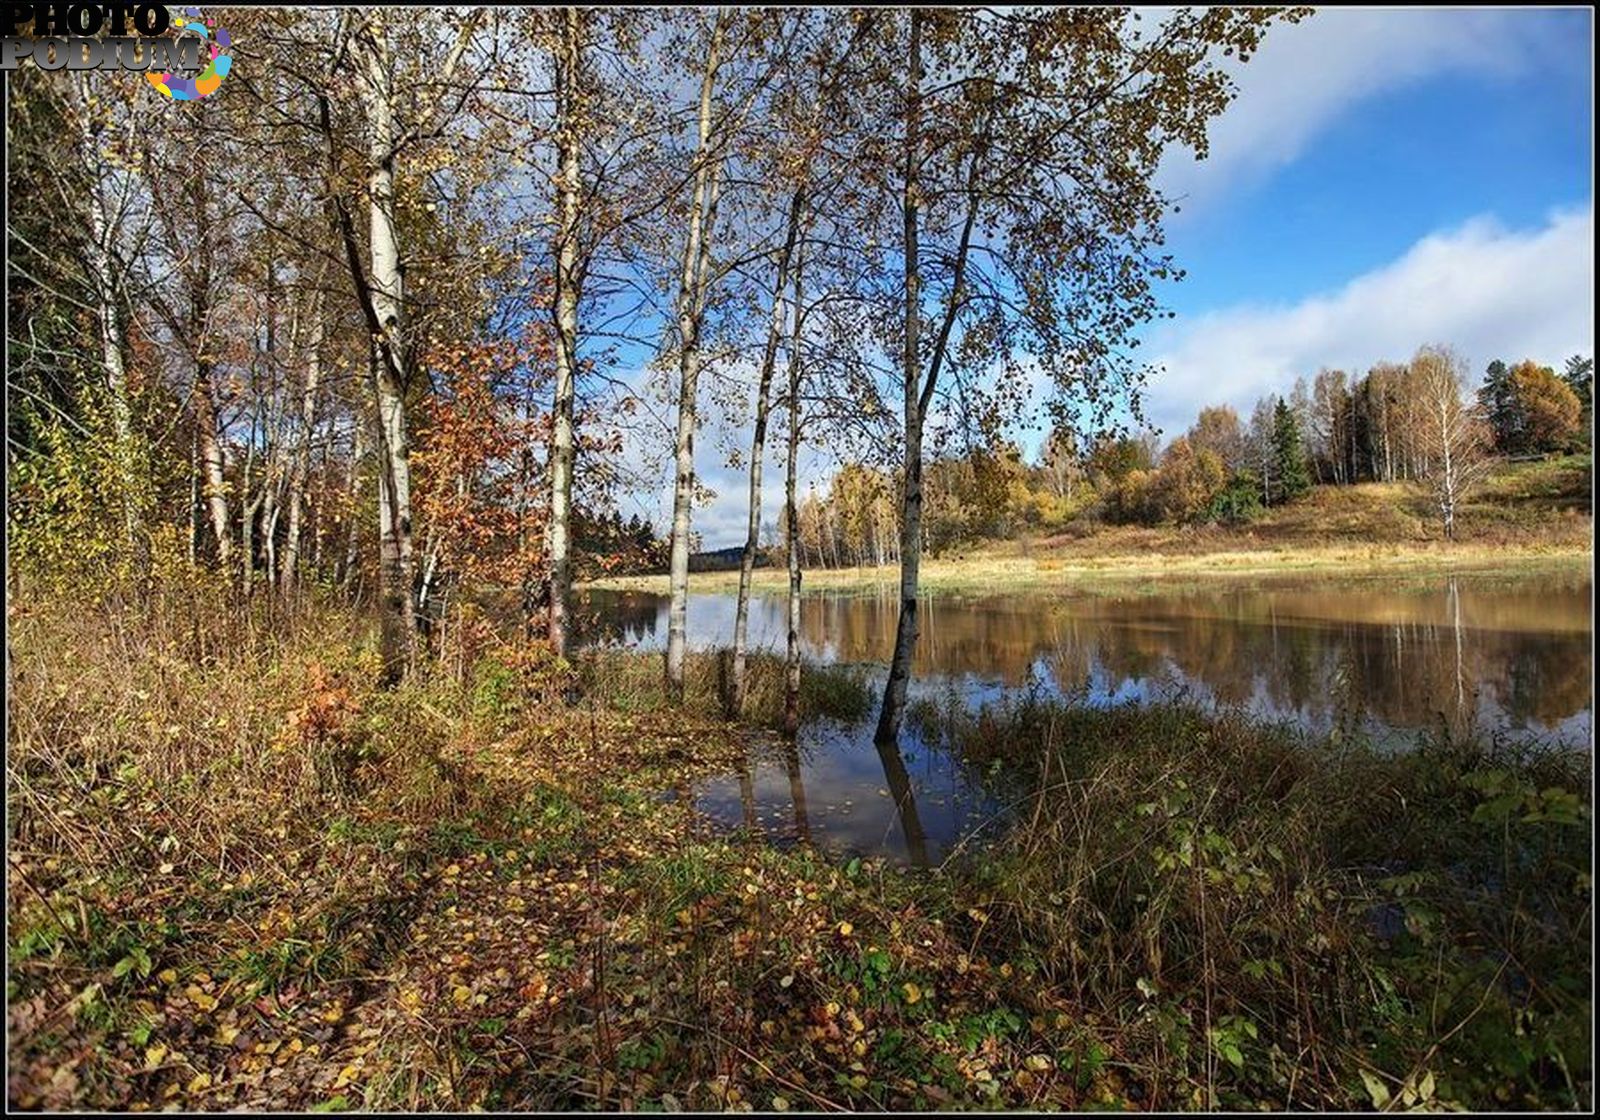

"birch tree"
[730,11,865,716]
[663,11,731,701]
[867,7,1301,743]
[543,7,585,656]
[1413,344,1494,540]
[325,8,483,679]
[281,284,325,594]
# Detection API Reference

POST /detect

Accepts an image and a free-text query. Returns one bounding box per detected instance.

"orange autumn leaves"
[413,335,550,590]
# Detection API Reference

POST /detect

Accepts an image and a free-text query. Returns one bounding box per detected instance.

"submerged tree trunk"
[874,738,930,868]
[875,11,925,746]
[546,7,584,657]
[783,738,809,842]
[665,15,726,702]
[782,242,807,737]
[731,188,804,717]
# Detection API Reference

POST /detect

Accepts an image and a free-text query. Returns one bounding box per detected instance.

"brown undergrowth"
[6,578,1592,1111]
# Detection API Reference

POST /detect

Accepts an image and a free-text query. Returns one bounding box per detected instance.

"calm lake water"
[579,570,1593,865]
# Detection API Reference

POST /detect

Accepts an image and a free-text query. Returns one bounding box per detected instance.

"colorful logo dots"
[148,7,233,101]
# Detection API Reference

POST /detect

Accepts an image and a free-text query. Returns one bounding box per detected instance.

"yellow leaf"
[772,1096,790,1111]
[185,985,218,1013]
[837,921,854,937]
[452,985,473,1004]
[157,968,178,985]
[144,1045,168,1069]
[902,982,922,1005]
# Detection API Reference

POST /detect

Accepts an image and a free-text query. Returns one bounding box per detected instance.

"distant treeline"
[788,349,1593,564]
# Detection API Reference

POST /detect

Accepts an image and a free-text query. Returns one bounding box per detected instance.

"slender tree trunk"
[282,291,323,595]
[84,148,140,556]
[182,170,232,569]
[192,357,231,566]
[258,258,283,589]
[782,235,807,736]
[341,421,365,595]
[240,409,258,591]
[665,15,726,701]
[1434,390,1456,540]
[731,188,804,717]
[361,17,419,680]
[546,7,584,657]
[876,11,925,746]
[188,424,199,568]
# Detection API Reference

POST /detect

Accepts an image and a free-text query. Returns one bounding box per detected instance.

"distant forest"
[787,350,1594,567]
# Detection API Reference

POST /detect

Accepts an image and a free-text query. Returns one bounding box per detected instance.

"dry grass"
[590,456,1592,597]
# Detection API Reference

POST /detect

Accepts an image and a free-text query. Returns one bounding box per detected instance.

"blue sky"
[1171,27,1593,315]
[1137,6,1594,440]
[650,7,1596,548]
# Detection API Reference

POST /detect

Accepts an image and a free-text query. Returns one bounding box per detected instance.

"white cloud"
[1159,8,1561,216]
[1143,207,1596,436]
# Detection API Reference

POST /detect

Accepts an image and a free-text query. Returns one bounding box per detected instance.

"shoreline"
[582,541,1594,597]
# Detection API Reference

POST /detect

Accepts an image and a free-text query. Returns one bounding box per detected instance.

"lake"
[579,570,1593,865]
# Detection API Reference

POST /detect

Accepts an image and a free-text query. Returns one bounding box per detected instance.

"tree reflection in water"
[874,738,930,868]
[586,573,1594,743]
[587,572,1591,861]
[782,738,810,844]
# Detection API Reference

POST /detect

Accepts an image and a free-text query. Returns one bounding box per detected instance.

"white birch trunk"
[731,188,804,716]
[665,15,726,700]
[359,14,418,678]
[282,290,324,595]
[546,8,584,656]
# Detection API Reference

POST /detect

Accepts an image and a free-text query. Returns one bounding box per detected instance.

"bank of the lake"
[9,579,1592,1111]
[590,455,1593,597]
[588,540,1591,597]
[8,579,1593,1111]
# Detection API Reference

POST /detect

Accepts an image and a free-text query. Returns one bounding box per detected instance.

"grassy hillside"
[593,456,1593,595]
